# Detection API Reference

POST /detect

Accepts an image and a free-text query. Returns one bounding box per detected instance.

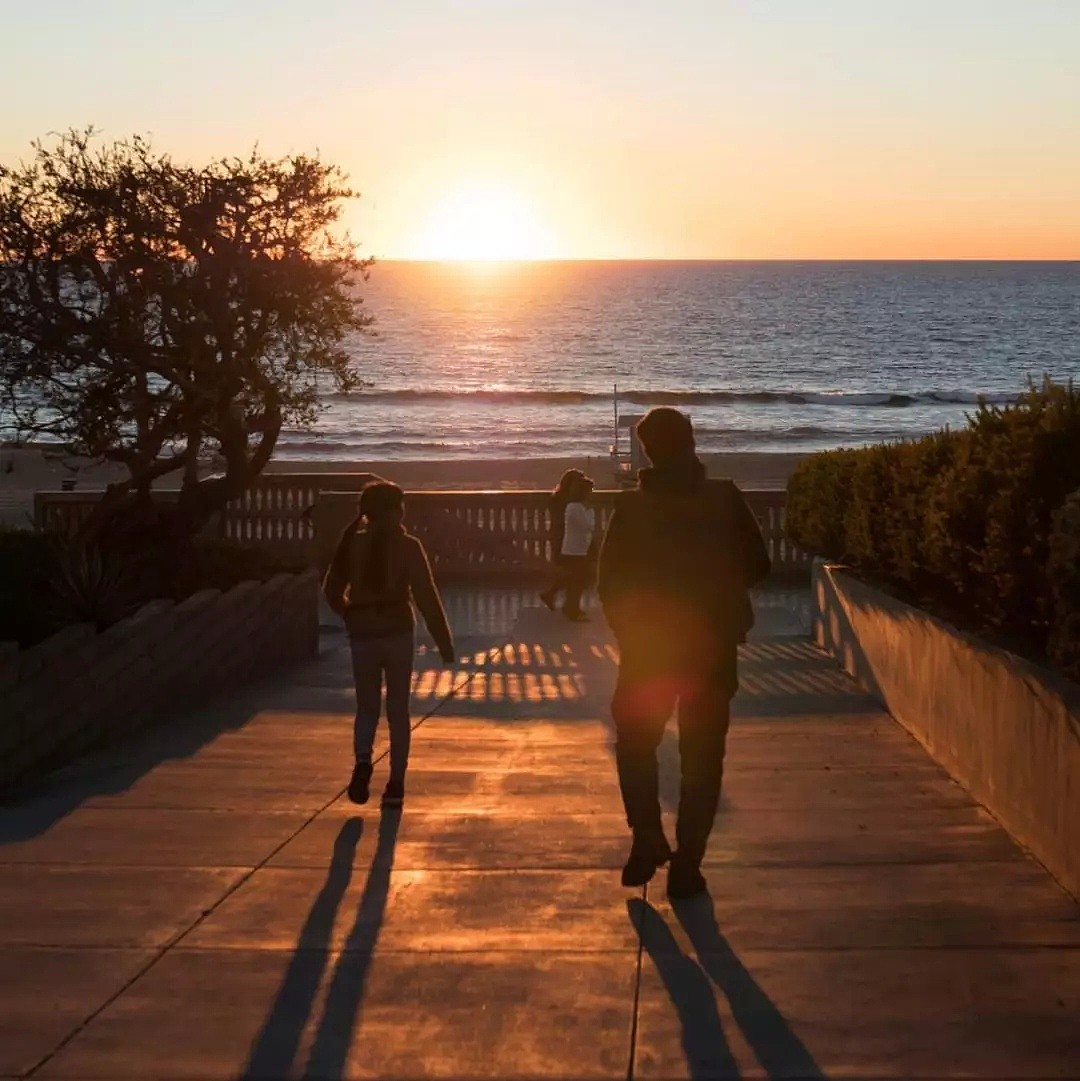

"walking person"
[323,482,455,808]
[539,469,597,622]
[597,408,771,897]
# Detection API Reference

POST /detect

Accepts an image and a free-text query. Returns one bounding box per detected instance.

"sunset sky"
[3,1,1079,260]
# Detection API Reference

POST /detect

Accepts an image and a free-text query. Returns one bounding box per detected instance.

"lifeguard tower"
[609,387,646,488]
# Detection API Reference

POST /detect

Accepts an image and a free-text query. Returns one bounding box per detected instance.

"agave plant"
[48,540,133,630]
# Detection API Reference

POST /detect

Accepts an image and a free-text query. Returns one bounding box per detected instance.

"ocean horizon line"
[373,256,1080,265]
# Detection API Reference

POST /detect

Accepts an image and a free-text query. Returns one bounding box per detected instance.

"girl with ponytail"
[323,482,455,807]
[539,468,596,621]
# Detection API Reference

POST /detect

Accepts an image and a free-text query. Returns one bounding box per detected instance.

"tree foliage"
[0,129,372,542]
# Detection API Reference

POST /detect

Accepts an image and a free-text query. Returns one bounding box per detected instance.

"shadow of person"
[627,898,740,1079]
[672,896,825,1080]
[302,806,402,1079]
[241,816,365,1079]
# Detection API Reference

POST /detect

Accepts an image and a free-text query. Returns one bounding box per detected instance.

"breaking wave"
[323,387,1021,408]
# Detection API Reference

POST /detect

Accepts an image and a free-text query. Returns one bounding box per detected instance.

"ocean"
[270,261,1076,460]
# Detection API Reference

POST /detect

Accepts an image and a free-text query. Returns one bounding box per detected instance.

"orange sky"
[3,1,1079,259]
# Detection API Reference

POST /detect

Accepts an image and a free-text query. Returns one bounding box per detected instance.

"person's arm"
[321,547,350,618]
[406,537,455,663]
[726,481,771,586]
[585,506,600,562]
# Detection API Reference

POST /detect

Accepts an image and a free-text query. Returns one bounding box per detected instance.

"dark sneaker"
[563,611,590,623]
[620,833,673,887]
[539,590,558,611]
[347,762,373,805]
[381,779,405,808]
[667,857,708,900]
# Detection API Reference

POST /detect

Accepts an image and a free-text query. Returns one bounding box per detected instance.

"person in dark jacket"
[597,408,771,898]
[323,482,455,809]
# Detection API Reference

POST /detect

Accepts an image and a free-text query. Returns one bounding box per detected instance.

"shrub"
[0,531,303,649]
[785,448,859,561]
[971,383,1080,640]
[885,431,958,595]
[49,541,137,630]
[0,528,59,647]
[1048,490,1080,682]
[787,379,1080,674]
[843,443,901,573]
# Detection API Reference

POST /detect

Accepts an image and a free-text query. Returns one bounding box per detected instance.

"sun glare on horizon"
[408,183,557,262]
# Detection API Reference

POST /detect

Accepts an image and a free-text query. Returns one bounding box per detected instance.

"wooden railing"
[312,488,810,582]
[35,479,811,581]
[34,490,182,535]
[33,473,380,561]
[216,473,379,565]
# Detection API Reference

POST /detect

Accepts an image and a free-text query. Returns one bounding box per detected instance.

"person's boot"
[347,761,373,805]
[620,830,673,887]
[666,853,708,900]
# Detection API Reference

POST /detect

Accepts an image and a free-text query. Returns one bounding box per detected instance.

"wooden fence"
[216,473,378,565]
[34,477,810,582]
[33,473,379,566]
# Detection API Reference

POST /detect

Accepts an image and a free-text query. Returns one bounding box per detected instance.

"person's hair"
[635,407,696,464]
[551,468,588,505]
[329,481,405,591]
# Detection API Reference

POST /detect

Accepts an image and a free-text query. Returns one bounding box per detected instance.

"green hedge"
[787,380,1080,680]
[1048,490,1080,679]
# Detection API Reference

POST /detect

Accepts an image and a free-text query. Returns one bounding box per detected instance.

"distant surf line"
[322,387,1022,408]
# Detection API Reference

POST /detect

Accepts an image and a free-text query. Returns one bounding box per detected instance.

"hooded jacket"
[322,526,455,661]
[597,458,771,661]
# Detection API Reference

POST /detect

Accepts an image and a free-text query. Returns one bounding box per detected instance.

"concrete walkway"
[1,598,1077,1080]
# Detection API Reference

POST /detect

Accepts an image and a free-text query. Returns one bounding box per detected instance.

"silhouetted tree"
[0,129,372,544]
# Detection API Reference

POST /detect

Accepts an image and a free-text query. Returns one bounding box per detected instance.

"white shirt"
[561,502,596,557]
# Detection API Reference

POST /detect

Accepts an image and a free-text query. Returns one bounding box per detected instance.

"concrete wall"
[0,571,320,790]
[813,562,1080,900]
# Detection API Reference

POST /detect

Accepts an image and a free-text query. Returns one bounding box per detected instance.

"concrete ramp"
[0,598,1077,1079]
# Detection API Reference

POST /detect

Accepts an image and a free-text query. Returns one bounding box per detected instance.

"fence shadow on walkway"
[410,629,878,726]
[241,810,401,1080]
[629,898,825,1081]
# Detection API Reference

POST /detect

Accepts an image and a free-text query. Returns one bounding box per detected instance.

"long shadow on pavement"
[239,811,401,1079]
[241,817,366,1077]
[301,807,401,1078]
[629,899,740,1079]
[629,898,824,1080]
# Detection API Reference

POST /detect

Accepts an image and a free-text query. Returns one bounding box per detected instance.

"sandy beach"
[0,446,803,528]
[265,452,802,490]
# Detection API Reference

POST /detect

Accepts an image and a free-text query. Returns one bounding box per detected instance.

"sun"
[409,183,556,261]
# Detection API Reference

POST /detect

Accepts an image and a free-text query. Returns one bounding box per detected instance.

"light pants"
[349,631,415,781]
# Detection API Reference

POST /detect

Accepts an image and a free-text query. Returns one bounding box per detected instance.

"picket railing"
[216,473,379,564]
[35,478,810,581]
[33,473,379,564]
[312,488,809,581]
